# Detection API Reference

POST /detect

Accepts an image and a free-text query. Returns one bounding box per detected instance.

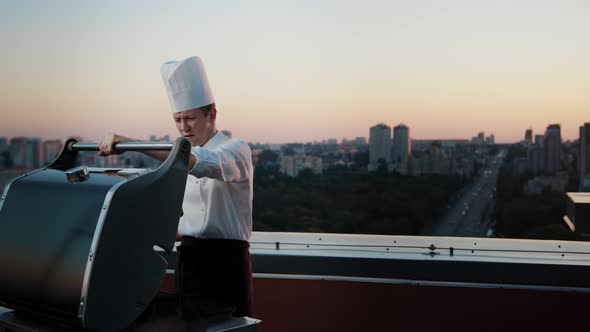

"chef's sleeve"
[188,139,252,182]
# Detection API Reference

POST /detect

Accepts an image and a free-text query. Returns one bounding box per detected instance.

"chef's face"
[173,106,216,147]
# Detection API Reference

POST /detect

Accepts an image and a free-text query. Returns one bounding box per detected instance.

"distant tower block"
[392,124,411,163]
[580,123,590,191]
[544,124,561,175]
[525,128,533,146]
[368,124,392,171]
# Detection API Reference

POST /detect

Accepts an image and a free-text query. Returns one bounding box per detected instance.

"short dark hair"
[199,103,215,117]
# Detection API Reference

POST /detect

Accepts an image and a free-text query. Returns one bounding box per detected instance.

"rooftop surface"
[568,192,590,204]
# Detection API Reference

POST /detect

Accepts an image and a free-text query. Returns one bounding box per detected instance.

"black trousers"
[176,236,253,320]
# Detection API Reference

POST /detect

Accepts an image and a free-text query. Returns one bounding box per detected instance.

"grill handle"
[48,138,189,171]
[70,142,175,152]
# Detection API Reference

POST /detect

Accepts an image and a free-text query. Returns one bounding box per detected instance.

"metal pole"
[70,142,175,152]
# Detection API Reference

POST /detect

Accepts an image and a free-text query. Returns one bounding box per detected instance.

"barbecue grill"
[0,138,191,331]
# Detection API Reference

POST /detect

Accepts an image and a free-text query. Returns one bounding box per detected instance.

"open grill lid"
[0,137,191,332]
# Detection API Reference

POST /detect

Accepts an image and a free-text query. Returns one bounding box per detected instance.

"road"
[433,149,507,237]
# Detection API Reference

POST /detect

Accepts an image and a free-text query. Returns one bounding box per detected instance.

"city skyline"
[0,124,586,145]
[1,1,589,143]
[0,122,579,145]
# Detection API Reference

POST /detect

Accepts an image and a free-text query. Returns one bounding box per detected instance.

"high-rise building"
[527,131,544,175]
[10,137,41,169]
[543,124,561,175]
[486,134,495,145]
[392,124,411,163]
[368,124,392,171]
[353,137,367,146]
[525,129,533,146]
[580,123,590,191]
[528,145,544,176]
[471,132,485,145]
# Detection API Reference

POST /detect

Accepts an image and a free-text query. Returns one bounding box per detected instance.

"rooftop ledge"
[168,232,590,266]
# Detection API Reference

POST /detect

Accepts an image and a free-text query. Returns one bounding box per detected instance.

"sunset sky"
[1,0,589,143]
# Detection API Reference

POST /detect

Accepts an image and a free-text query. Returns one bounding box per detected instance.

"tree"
[253,166,465,236]
[258,150,279,164]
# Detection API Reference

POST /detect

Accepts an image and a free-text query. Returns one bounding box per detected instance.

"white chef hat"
[160,56,215,113]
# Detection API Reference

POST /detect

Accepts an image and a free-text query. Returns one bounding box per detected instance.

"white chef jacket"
[178,131,253,242]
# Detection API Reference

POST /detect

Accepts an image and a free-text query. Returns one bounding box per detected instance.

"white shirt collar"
[202,130,227,149]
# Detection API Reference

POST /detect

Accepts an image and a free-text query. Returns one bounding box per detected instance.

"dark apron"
[176,236,253,320]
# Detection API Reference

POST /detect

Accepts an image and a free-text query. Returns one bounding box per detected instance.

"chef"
[98,56,254,321]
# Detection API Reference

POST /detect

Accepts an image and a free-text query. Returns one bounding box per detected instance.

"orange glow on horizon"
[1,1,589,143]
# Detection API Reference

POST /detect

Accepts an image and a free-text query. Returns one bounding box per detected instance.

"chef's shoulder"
[217,137,252,160]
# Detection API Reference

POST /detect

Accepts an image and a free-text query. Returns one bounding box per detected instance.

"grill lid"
[0,137,192,332]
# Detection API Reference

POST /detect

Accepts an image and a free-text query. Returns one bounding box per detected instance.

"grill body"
[0,138,191,332]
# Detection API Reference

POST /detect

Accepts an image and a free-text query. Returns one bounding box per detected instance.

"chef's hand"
[98,133,131,156]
